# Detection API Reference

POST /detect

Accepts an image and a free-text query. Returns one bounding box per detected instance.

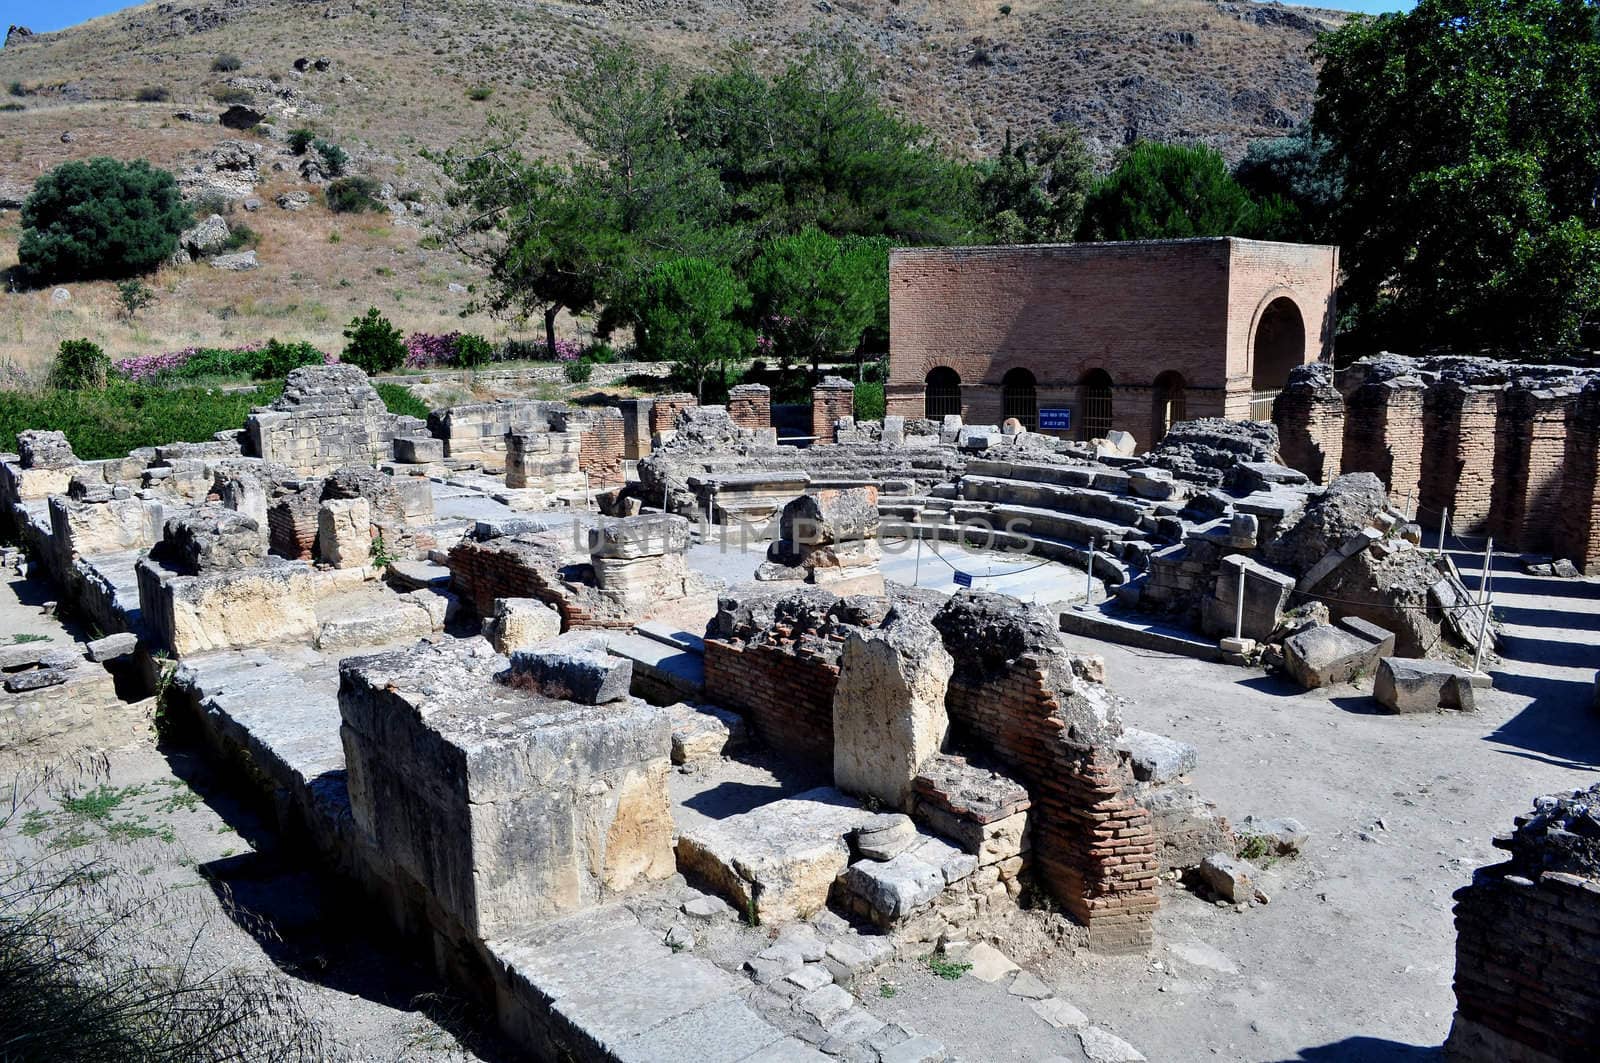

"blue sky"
[6,0,1416,36]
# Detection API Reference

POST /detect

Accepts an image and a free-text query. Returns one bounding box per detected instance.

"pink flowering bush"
[113,341,329,383]
[404,331,461,369]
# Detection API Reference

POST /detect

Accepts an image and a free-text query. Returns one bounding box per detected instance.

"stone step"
[384,559,453,592]
[960,474,1148,526]
[990,503,1138,545]
[965,458,1131,494]
[606,632,705,702]
[1059,604,1224,662]
[635,620,706,656]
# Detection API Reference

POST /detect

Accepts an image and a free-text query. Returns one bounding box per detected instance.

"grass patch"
[59,785,141,822]
[924,953,972,981]
[375,382,429,419]
[11,632,51,644]
[0,381,285,461]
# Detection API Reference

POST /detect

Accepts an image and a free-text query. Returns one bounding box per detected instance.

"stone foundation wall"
[728,384,772,431]
[245,365,397,474]
[941,659,1158,953]
[426,401,547,464]
[701,639,839,766]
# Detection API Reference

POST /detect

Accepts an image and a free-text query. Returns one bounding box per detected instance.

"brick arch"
[1247,290,1309,392]
[924,365,963,420]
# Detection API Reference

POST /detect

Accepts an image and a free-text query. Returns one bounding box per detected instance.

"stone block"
[1104,429,1137,455]
[17,429,78,469]
[85,632,138,662]
[1374,657,1476,713]
[338,642,674,939]
[317,497,371,569]
[851,813,918,861]
[1337,615,1396,656]
[315,599,434,651]
[1202,554,1295,641]
[135,557,317,656]
[1198,852,1262,903]
[508,648,633,705]
[833,614,952,810]
[484,597,562,654]
[676,787,875,924]
[780,488,879,547]
[1283,623,1382,689]
[837,834,972,926]
[1115,728,1197,782]
[158,510,267,573]
[588,514,691,560]
[669,701,749,764]
[393,435,443,464]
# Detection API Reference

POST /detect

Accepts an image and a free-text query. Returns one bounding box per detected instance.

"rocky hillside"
[0,0,1342,370]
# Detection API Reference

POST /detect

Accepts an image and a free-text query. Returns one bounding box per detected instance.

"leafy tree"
[287,128,315,155]
[1232,124,1343,243]
[49,339,110,391]
[1313,0,1600,356]
[637,257,753,402]
[749,228,886,379]
[340,308,406,374]
[976,127,1094,243]
[115,279,156,322]
[453,333,495,369]
[19,158,192,283]
[1077,142,1291,243]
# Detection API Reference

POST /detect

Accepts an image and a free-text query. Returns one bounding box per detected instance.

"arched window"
[1079,368,1114,441]
[1251,296,1305,419]
[1001,367,1038,431]
[925,366,962,419]
[1153,370,1187,443]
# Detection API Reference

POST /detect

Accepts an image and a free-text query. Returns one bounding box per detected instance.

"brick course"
[727,384,772,431]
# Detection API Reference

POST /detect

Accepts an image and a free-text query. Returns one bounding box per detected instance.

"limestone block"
[85,632,138,662]
[588,514,691,560]
[1104,429,1137,455]
[669,702,749,764]
[135,557,317,656]
[1202,554,1295,641]
[484,596,563,653]
[158,510,266,572]
[315,599,434,650]
[338,643,675,938]
[2,462,75,501]
[1114,728,1197,782]
[675,787,875,924]
[940,415,963,443]
[394,435,443,463]
[1284,622,1389,689]
[317,497,371,569]
[17,429,77,469]
[837,834,973,926]
[1198,852,1262,903]
[508,648,633,704]
[1374,657,1476,713]
[780,487,880,548]
[48,496,163,558]
[833,615,953,810]
[882,415,905,446]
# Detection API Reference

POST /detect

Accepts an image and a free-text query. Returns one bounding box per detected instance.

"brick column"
[1492,386,1579,553]
[1552,382,1600,573]
[575,408,626,488]
[727,383,772,430]
[811,377,856,444]
[1419,384,1500,536]
[1341,377,1426,509]
[1272,366,1344,485]
[649,394,698,436]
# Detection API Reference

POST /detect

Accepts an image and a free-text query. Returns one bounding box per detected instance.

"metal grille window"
[1080,370,1114,440]
[925,367,962,419]
[1001,367,1038,431]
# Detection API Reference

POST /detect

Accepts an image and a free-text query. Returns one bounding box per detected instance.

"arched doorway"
[1153,370,1187,442]
[1079,369,1114,441]
[925,366,962,419]
[1001,367,1038,431]
[1251,296,1305,420]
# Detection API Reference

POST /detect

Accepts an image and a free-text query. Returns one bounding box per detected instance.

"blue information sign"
[1038,407,1072,432]
[953,570,974,588]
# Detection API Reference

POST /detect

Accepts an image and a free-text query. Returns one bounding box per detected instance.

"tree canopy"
[19,158,192,283]
[976,128,1094,244]
[1077,142,1291,243]
[1313,0,1600,356]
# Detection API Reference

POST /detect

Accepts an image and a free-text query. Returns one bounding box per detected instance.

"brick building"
[886,238,1339,447]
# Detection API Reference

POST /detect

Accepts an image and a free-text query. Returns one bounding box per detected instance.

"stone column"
[811,377,856,444]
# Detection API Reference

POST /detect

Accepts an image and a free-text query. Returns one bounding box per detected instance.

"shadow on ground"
[1280,1036,1443,1061]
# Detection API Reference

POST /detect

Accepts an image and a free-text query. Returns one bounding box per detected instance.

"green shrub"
[453,333,494,369]
[499,338,548,362]
[563,359,593,384]
[19,158,192,282]
[287,128,315,155]
[135,86,170,103]
[150,340,326,383]
[854,381,885,421]
[210,87,253,105]
[49,340,111,391]
[311,139,348,177]
[221,222,258,252]
[7,81,25,97]
[375,382,429,419]
[0,381,284,460]
[582,341,618,364]
[467,85,493,101]
[341,307,406,374]
[210,53,242,72]
[0,102,22,113]
[115,279,156,322]
[324,176,382,214]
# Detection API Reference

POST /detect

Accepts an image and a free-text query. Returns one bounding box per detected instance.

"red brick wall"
[886,239,1337,426]
[650,395,698,436]
[1273,378,1344,484]
[943,656,1158,953]
[446,540,629,631]
[812,383,855,444]
[1446,867,1600,1061]
[728,385,772,430]
[1420,385,1500,536]
[1341,380,1425,509]
[702,639,838,765]
[1553,387,1600,574]
[1492,389,1577,553]
[577,409,626,488]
